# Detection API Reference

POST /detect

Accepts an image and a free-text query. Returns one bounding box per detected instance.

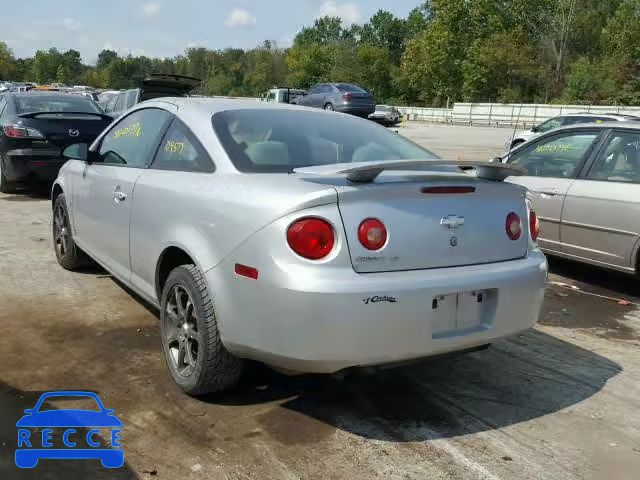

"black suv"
[103,74,201,118]
[0,92,113,192]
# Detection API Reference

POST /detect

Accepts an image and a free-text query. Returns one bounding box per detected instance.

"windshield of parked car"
[335,84,367,93]
[212,109,437,172]
[15,95,102,114]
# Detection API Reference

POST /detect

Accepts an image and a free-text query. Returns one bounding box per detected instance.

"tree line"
[1,0,640,106]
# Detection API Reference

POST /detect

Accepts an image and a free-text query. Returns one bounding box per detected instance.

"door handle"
[113,188,127,203]
[536,188,559,196]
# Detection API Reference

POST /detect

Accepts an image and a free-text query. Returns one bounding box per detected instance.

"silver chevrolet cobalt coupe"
[52,98,547,395]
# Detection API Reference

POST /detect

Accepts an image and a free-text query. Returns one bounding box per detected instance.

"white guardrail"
[396,103,640,128]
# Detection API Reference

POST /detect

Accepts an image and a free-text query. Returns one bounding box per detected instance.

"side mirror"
[63,143,88,162]
[489,156,503,163]
[531,126,539,133]
[23,409,34,415]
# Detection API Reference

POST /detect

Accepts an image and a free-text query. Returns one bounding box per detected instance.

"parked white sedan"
[52,98,547,394]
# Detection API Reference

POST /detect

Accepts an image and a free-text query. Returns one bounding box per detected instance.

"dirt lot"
[0,126,639,479]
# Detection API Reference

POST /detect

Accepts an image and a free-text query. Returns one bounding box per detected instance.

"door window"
[98,108,172,167]
[535,116,563,133]
[151,119,215,172]
[508,132,599,178]
[125,90,138,109]
[587,132,640,183]
[113,94,126,113]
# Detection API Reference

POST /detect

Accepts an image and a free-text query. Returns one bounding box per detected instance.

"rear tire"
[53,193,86,270]
[324,103,335,111]
[160,264,242,395]
[0,157,17,194]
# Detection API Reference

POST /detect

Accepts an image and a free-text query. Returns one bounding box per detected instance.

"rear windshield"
[335,84,367,93]
[212,109,437,173]
[15,95,102,114]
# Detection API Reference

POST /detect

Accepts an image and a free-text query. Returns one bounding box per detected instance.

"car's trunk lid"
[16,112,113,150]
[295,161,528,273]
[139,74,201,101]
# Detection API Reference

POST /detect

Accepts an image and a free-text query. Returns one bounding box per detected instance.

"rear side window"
[151,119,214,172]
[335,84,366,93]
[587,131,640,183]
[98,108,172,167]
[536,117,563,132]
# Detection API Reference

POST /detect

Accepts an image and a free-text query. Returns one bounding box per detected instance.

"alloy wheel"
[165,285,199,377]
[53,203,70,258]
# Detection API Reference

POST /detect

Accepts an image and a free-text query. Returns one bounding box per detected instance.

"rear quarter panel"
[129,171,337,302]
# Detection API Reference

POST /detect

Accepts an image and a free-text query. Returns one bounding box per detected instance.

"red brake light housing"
[505,212,522,241]
[530,210,540,241]
[358,218,387,250]
[287,217,335,260]
[3,125,44,139]
[342,92,353,101]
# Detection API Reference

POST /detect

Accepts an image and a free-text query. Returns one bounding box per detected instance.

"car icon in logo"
[15,391,123,469]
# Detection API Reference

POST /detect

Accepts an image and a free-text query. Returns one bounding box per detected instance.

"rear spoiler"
[294,160,526,183]
[18,111,114,122]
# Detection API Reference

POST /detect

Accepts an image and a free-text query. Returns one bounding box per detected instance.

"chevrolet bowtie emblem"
[440,215,465,229]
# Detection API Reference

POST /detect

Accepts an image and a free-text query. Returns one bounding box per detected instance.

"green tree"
[55,64,70,84]
[0,41,16,80]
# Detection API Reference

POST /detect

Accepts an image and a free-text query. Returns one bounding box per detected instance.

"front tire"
[0,157,17,194]
[160,265,242,395]
[53,193,86,270]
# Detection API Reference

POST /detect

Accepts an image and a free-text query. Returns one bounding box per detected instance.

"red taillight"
[3,125,27,138]
[287,218,335,260]
[358,218,387,251]
[505,212,522,241]
[235,263,259,280]
[342,92,352,101]
[530,210,540,241]
[2,125,44,138]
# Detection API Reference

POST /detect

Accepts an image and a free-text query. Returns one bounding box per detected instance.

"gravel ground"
[0,124,639,479]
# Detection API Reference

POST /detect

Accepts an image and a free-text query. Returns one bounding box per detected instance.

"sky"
[0,0,421,64]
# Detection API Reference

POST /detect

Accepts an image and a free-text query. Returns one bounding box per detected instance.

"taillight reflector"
[2,125,44,139]
[287,218,335,260]
[342,92,352,101]
[506,212,522,241]
[530,210,540,241]
[358,218,387,251]
[235,263,259,280]
[421,186,476,194]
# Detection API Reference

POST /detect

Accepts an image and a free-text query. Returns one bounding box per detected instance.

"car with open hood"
[103,73,200,118]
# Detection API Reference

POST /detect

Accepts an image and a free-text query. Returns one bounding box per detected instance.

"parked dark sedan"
[0,92,113,193]
[295,83,375,118]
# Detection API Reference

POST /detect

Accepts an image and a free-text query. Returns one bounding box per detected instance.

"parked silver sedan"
[500,122,640,274]
[52,98,547,395]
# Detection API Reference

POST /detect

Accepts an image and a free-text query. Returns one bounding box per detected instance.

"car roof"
[143,96,326,115]
[536,121,640,135]
[561,112,637,119]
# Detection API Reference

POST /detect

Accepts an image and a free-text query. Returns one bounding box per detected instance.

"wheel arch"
[155,244,200,302]
[51,182,64,209]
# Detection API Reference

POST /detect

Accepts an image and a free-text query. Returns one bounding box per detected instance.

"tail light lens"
[358,218,387,250]
[530,210,540,241]
[342,92,352,101]
[3,125,45,139]
[505,212,522,241]
[287,218,335,260]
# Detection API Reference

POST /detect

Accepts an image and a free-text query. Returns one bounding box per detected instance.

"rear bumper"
[207,249,548,373]
[2,148,65,182]
[335,104,376,117]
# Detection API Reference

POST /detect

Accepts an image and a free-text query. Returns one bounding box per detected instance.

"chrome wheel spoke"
[165,283,199,378]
